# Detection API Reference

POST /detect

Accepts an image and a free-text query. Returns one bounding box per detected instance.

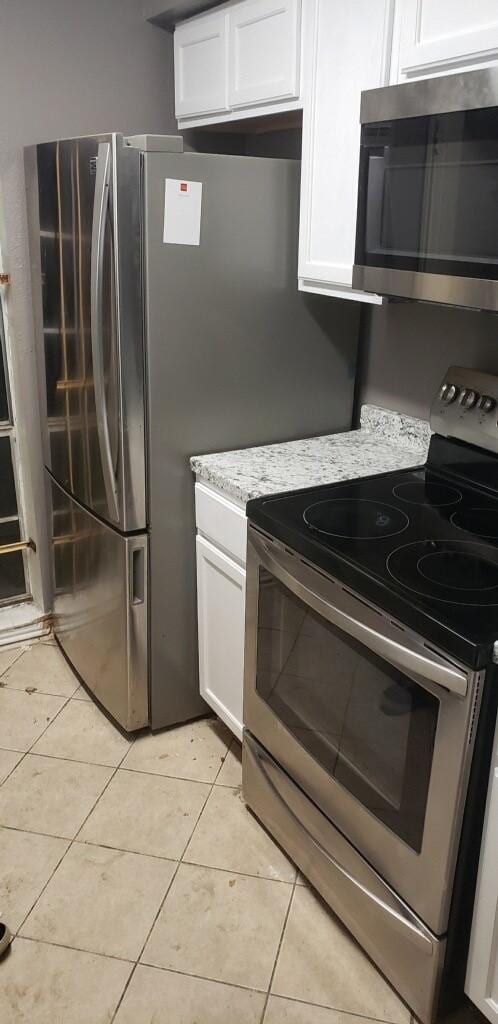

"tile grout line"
[0,646,29,679]
[109,730,233,1022]
[0,682,80,699]
[259,874,299,1024]
[15,932,136,966]
[263,987,411,1024]
[2,690,411,1024]
[0,638,75,698]
[15,731,137,941]
[5,681,97,938]
[0,743,233,782]
[17,934,408,1024]
[0,718,239,784]
[0,817,295,883]
[18,933,273,997]
[0,682,76,793]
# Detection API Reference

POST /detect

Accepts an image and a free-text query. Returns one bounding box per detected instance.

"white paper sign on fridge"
[163,178,202,246]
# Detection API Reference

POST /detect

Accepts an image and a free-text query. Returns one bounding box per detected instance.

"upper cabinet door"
[174,11,229,118]
[298,0,394,302]
[228,0,301,109]
[396,0,498,81]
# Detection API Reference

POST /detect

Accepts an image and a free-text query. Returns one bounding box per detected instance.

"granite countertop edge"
[190,404,431,505]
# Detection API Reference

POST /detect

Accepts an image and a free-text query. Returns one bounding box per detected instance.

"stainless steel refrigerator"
[28,132,358,732]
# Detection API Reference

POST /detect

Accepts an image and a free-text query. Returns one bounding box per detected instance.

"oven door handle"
[248,735,435,957]
[257,537,468,698]
[326,601,468,697]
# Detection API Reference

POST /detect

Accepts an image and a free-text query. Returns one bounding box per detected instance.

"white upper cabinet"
[228,0,301,109]
[393,0,498,82]
[174,10,229,118]
[298,0,394,302]
[174,0,303,126]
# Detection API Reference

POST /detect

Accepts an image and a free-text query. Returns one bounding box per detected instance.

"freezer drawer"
[50,476,148,731]
[243,731,445,1024]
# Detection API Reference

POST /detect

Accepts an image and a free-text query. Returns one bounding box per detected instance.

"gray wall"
[358,302,498,421]
[0,0,175,612]
[0,0,175,150]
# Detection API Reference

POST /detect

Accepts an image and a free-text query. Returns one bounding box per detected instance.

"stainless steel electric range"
[242,366,498,1024]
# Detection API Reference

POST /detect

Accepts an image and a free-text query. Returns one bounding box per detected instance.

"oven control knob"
[478,395,496,413]
[442,384,459,404]
[459,388,478,409]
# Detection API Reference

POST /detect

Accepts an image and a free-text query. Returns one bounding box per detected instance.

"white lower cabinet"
[195,483,247,739]
[466,718,498,1023]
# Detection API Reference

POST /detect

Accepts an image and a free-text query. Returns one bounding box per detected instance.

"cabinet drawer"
[195,483,247,564]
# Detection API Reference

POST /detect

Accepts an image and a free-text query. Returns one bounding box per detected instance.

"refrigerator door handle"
[91,140,120,524]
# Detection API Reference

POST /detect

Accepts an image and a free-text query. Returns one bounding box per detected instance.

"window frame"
[0,286,31,604]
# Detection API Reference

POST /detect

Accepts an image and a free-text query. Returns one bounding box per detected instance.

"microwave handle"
[256,536,468,698]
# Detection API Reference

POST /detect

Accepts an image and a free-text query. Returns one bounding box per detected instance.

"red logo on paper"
[180,182,188,192]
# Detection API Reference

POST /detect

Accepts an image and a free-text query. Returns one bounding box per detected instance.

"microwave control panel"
[431,365,498,454]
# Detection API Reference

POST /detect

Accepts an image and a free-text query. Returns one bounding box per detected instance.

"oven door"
[352,73,498,311]
[244,526,483,935]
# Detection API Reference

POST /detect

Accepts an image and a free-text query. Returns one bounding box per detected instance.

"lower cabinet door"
[196,535,246,740]
[466,718,498,1024]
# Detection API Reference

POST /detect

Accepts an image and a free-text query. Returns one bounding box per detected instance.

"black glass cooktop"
[247,439,498,668]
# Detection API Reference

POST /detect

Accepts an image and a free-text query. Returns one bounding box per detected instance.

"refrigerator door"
[50,475,148,731]
[37,134,145,531]
[144,150,358,729]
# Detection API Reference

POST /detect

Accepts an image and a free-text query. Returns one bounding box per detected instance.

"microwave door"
[353,71,498,310]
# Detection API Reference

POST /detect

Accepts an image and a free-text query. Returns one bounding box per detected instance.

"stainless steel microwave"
[352,67,498,312]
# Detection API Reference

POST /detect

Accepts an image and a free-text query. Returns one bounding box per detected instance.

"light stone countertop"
[190,404,431,505]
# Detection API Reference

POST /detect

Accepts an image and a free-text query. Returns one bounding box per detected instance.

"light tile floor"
[0,637,413,1024]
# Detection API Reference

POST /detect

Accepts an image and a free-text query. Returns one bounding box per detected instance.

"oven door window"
[355,107,498,279]
[256,569,439,853]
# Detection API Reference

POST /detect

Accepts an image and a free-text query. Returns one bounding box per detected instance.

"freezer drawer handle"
[90,141,120,525]
[130,547,145,605]
[249,736,435,957]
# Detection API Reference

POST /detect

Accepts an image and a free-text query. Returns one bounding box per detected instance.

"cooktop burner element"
[303,498,409,540]
[450,508,498,539]
[392,481,462,507]
[247,440,498,665]
[387,540,498,605]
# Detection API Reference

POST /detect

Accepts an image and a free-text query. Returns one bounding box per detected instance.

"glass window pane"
[256,568,439,853]
[0,301,10,423]
[0,520,27,600]
[0,436,18,519]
